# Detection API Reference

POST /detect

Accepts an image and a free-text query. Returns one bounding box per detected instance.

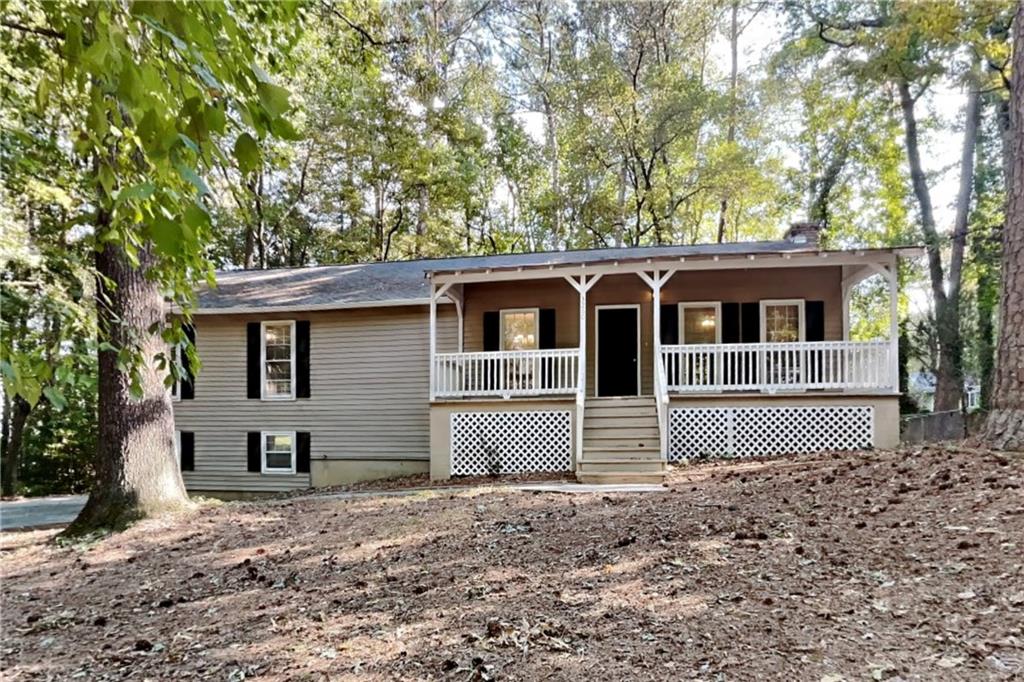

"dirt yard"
[2,446,1022,680]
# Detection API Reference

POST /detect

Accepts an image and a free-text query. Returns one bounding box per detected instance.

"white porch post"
[565,273,602,470]
[886,262,899,393]
[428,281,455,400]
[637,269,676,458]
[428,281,437,401]
[842,285,851,341]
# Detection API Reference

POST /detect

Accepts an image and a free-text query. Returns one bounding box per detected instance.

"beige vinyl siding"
[175,304,457,492]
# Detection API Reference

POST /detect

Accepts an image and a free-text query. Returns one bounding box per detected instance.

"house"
[907,371,982,412]
[171,223,922,494]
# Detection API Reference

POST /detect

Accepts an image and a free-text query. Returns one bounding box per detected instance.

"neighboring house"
[171,223,922,494]
[907,371,982,412]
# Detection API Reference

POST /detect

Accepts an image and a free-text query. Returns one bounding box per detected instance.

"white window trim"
[759,299,806,343]
[174,430,181,467]
[678,301,722,344]
[261,430,297,474]
[499,307,540,351]
[260,320,296,401]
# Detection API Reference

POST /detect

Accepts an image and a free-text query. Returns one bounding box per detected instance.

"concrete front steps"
[577,396,667,484]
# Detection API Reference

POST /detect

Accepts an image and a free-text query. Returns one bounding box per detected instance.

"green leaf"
[270,116,301,141]
[35,78,50,114]
[149,216,182,257]
[175,163,210,196]
[42,386,68,411]
[257,82,291,119]
[233,133,261,175]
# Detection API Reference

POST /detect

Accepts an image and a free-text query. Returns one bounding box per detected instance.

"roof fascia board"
[429,251,902,286]
[189,297,449,316]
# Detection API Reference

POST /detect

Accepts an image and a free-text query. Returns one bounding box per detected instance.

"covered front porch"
[426,256,901,403]
[423,243,916,481]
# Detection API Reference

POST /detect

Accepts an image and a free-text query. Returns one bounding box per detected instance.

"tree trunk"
[65,240,191,535]
[1,397,30,497]
[983,3,1024,450]
[544,96,562,245]
[898,78,975,412]
[716,0,739,244]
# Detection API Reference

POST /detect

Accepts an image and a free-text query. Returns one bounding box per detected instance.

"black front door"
[597,307,639,396]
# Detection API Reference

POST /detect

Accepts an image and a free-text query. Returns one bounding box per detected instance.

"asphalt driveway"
[0,495,86,531]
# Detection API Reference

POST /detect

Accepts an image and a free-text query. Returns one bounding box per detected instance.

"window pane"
[765,304,800,342]
[683,306,717,344]
[265,450,292,469]
[265,433,292,450]
[502,312,537,350]
[266,361,291,380]
[264,325,291,345]
[265,344,291,361]
[265,380,291,397]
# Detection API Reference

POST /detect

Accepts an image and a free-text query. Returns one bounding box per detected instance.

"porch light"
[700,316,716,328]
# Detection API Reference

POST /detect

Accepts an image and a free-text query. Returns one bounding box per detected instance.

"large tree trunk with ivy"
[983,5,1024,450]
[65,241,190,535]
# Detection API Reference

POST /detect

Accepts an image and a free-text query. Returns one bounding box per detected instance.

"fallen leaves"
[1,446,1022,679]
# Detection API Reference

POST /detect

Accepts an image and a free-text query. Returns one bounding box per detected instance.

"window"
[679,302,721,345]
[761,300,805,343]
[261,321,295,399]
[500,308,539,350]
[261,431,296,474]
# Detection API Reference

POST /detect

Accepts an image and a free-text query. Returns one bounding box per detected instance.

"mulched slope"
[1,446,1022,681]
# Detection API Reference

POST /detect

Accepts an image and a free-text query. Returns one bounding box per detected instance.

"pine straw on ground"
[2,446,1022,681]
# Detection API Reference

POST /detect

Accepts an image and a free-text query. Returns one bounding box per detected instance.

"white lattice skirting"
[668,405,874,461]
[450,410,572,476]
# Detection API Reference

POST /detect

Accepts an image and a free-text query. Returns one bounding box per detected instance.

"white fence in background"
[660,340,893,393]
[668,405,874,461]
[432,349,580,398]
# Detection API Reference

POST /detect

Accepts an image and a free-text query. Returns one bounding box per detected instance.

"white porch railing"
[432,349,581,398]
[661,340,895,393]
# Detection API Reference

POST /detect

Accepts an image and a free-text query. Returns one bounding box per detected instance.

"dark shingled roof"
[196,240,905,312]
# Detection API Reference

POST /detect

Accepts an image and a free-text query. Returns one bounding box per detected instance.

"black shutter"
[806,301,825,342]
[179,431,195,471]
[296,432,311,473]
[539,309,556,389]
[246,322,261,399]
[482,311,500,390]
[740,303,760,343]
[483,311,500,351]
[539,309,556,348]
[180,324,195,400]
[660,304,679,344]
[721,303,741,344]
[247,431,261,472]
[295,320,311,398]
